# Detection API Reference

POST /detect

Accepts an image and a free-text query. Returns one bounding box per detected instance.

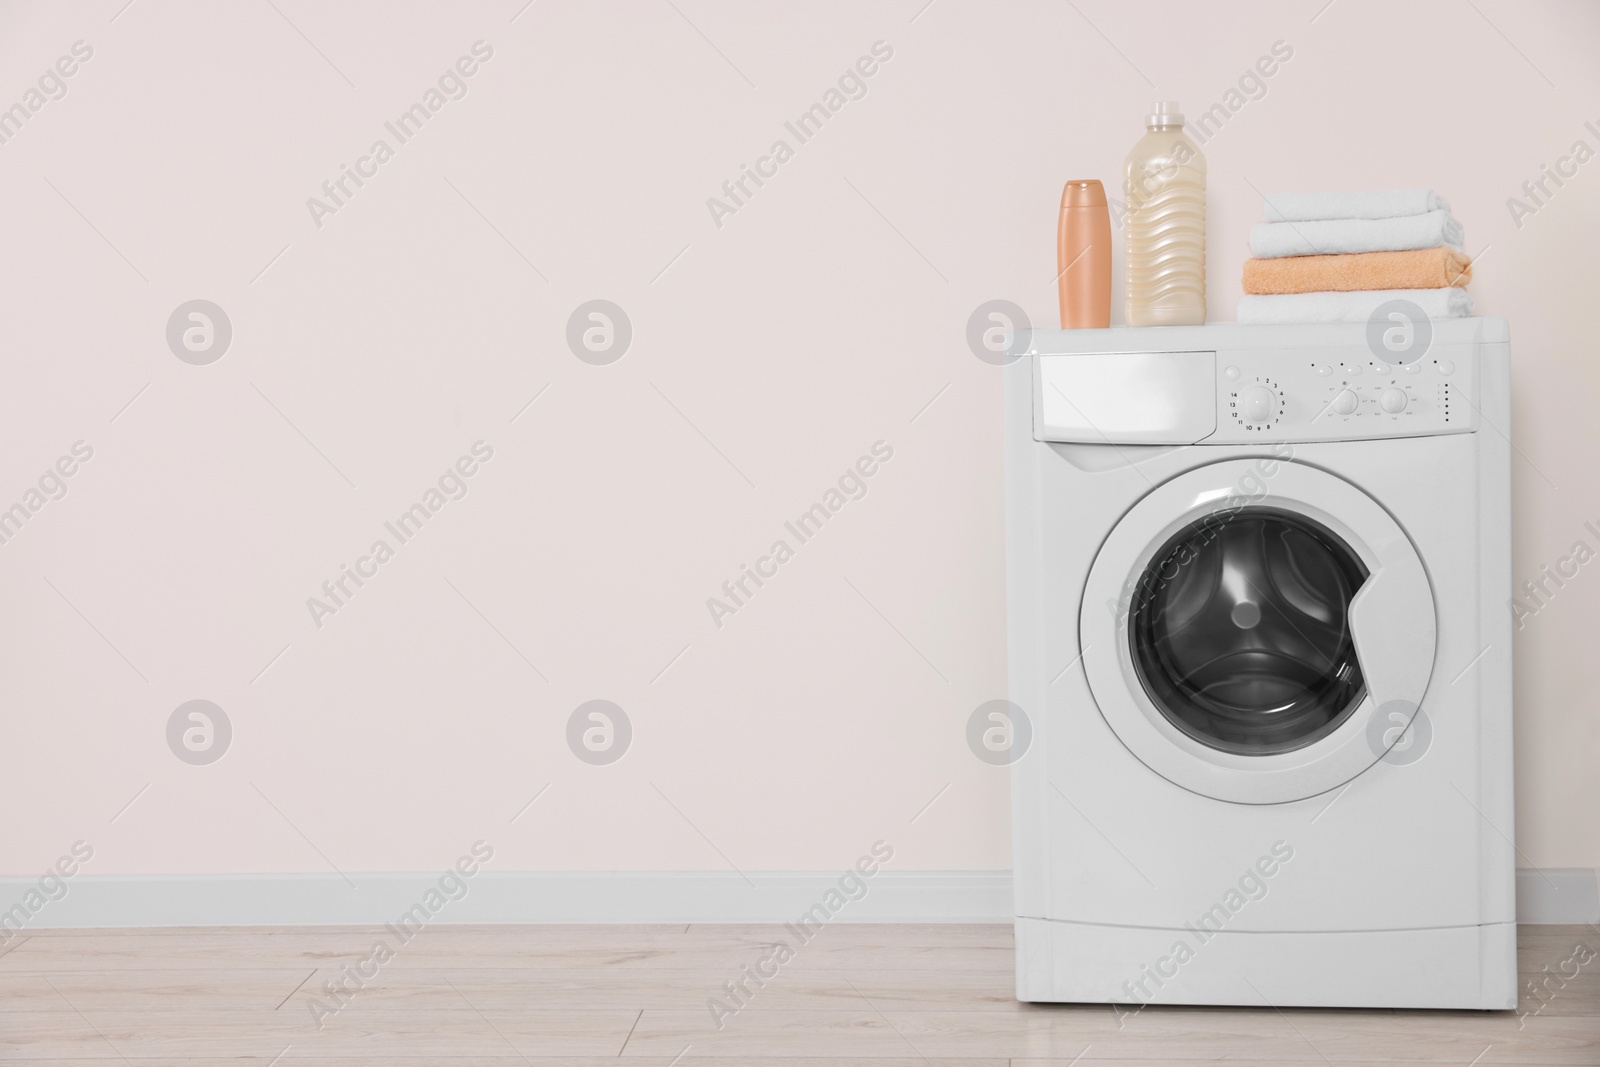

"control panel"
[1027,322,1500,446]
[1212,346,1475,443]
[1032,341,1482,445]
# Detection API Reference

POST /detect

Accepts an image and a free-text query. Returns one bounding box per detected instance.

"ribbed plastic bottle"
[1124,101,1205,326]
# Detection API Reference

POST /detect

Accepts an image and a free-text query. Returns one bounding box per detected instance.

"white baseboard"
[0,871,1013,931]
[1517,867,1600,924]
[3,869,1594,931]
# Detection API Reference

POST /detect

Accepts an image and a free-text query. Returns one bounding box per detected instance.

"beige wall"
[0,0,1595,878]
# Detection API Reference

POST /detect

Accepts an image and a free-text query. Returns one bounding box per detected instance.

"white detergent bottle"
[1124,101,1206,326]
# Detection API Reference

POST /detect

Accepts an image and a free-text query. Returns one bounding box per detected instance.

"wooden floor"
[1,923,1597,1063]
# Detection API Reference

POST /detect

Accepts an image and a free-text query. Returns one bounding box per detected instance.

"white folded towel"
[1262,189,1450,222]
[1250,210,1464,258]
[1236,287,1474,325]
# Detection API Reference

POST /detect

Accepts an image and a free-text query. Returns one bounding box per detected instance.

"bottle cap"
[1145,100,1184,127]
[1060,179,1106,209]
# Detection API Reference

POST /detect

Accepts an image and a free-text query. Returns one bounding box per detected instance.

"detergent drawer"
[1034,350,1217,444]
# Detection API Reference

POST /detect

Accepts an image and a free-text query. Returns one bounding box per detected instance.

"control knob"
[1239,384,1277,424]
[1330,389,1359,416]
[1380,387,1409,414]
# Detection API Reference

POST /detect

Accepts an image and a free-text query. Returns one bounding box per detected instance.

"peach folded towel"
[1242,246,1471,295]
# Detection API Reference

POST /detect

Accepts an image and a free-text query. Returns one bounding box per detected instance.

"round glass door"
[1128,507,1368,756]
[1079,459,1437,805]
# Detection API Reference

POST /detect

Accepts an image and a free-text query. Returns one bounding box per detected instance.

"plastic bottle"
[1124,101,1205,326]
[1057,180,1112,328]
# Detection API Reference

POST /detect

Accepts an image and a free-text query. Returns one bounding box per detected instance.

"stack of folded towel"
[1236,189,1472,324]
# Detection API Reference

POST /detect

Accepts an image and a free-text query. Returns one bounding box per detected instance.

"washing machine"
[1005,319,1515,1009]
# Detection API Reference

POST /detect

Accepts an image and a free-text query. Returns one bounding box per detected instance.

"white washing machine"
[1005,320,1515,1009]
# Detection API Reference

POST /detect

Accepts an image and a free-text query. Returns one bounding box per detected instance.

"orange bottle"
[1057,179,1112,328]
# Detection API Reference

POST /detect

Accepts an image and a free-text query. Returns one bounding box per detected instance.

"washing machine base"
[1015,916,1518,1010]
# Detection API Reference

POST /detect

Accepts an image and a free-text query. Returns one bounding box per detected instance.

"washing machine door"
[1080,458,1436,804]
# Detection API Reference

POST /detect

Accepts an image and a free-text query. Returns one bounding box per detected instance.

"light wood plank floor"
[1,923,1596,1063]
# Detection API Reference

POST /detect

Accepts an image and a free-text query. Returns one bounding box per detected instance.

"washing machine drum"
[1080,459,1436,805]
[1130,508,1369,756]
